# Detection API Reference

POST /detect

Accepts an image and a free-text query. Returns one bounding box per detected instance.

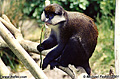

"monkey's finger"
[42,62,48,70]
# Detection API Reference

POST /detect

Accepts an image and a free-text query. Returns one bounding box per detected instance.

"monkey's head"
[41,4,66,28]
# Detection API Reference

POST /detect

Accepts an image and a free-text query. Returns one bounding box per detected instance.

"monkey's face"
[41,4,66,28]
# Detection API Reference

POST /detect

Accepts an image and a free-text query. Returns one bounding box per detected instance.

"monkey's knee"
[82,67,91,75]
[83,63,91,75]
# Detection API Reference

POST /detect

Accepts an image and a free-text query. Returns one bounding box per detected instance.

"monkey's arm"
[37,30,58,52]
[42,42,66,69]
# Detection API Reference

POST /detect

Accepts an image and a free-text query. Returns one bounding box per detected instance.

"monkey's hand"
[42,59,59,70]
[37,44,44,52]
[42,57,49,70]
[50,61,56,69]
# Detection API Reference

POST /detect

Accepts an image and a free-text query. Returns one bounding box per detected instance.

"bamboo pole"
[115,0,120,77]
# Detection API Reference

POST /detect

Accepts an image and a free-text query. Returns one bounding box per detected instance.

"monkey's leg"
[59,37,91,75]
[75,62,91,75]
[58,37,80,67]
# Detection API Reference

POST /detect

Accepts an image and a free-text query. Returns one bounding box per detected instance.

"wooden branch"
[0,36,48,55]
[0,36,7,48]
[0,21,48,79]
[57,66,75,79]
[0,15,48,55]
[0,58,10,76]
[0,15,23,40]
[0,36,50,56]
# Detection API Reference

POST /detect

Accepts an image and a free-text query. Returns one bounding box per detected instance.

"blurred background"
[0,0,115,79]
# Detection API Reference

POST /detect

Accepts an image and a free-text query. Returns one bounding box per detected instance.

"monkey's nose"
[45,18,49,22]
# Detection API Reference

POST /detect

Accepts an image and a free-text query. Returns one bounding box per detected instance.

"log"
[0,21,48,79]
[0,58,10,76]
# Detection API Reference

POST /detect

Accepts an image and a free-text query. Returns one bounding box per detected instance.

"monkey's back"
[66,12,98,58]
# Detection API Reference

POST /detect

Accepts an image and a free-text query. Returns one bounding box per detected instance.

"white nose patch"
[45,18,49,22]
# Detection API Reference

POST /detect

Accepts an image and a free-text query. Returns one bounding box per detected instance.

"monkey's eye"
[45,14,49,18]
[49,14,54,19]
[45,11,55,20]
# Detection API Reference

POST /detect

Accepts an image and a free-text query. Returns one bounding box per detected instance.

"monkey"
[37,4,98,75]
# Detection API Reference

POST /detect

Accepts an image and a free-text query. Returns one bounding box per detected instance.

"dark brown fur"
[37,4,98,75]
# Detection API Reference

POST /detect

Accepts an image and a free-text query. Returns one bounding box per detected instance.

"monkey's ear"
[54,6,63,15]
[55,10,62,15]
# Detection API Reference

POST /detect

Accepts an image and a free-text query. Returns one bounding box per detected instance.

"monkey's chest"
[52,27,60,42]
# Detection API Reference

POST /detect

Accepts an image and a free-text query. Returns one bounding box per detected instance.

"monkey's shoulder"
[66,11,98,37]
[67,11,92,20]
[66,12,94,27]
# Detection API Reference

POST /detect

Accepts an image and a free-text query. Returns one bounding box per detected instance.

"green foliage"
[23,0,90,23]
[23,0,45,22]
[90,0,115,74]
[0,0,25,71]
[51,0,89,11]
[23,0,115,23]
[90,26,114,74]
[0,0,25,27]
[0,50,19,71]
[100,0,115,16]
[99,0,115,30]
